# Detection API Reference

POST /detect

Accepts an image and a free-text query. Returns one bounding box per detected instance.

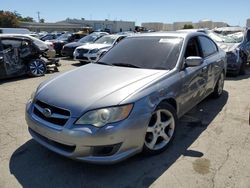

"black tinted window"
[198,36,218,57]
[98,37,183,70]
[1,39,22,50]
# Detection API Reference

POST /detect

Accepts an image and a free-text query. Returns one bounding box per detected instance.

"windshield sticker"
[159,38,181,44]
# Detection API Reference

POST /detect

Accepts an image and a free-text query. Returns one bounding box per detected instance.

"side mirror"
[0,56,3,62]
[185,56,203,67]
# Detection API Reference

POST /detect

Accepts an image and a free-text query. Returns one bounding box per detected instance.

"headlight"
[89,48,99,54]
[75,104,133,127]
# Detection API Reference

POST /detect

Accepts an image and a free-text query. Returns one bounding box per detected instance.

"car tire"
[143,102,177,155]
[28,59,47,77]
[211,72,224,98]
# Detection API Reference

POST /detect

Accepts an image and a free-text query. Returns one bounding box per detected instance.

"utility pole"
[37,11,40,22]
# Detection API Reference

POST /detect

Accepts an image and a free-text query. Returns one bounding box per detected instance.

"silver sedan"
[26,31,226,164]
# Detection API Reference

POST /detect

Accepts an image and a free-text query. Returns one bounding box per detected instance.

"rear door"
[198,36,221,94]
[0,37,26,77]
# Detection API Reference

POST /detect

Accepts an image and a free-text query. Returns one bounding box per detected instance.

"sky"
[1,0,249,26]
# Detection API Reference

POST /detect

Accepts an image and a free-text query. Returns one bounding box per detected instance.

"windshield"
[56,33,71,41]
[98,36,183,70]
[79,34,99,43]
[95,35,117,45]
[227,32,244,43]
[208,31,240,43]
[207,31,224,42]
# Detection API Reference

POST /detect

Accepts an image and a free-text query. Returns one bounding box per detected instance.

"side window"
[184,37,201,58]
[2,39,22,50]
[198,36,218,58]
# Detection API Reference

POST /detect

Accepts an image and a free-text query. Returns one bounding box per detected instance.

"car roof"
[126,31,205,38]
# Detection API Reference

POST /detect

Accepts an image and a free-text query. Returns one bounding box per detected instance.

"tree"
[183,24,194,29]
[14,10,34,22]
[0,10,19,27]
[40,18,45,23]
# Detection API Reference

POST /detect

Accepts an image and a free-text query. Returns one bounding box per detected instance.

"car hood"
[36,64,167,117]
[64,42,90,48]
[76,43,111,50]
[218,42,239,52]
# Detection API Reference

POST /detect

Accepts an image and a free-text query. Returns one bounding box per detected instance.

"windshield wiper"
[112,63,141,68]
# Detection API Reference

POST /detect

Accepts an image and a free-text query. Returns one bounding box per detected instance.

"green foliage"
[183,24,194,29]
[0,10,19,27]
[19,16,34,22]
[0,10,35,28]
[40,18,45,23]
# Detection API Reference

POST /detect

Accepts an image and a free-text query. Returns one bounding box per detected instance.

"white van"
[0,28,30,34]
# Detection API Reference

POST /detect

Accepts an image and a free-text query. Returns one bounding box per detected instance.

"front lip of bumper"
[74,52,97,62]
[25,102,151,164]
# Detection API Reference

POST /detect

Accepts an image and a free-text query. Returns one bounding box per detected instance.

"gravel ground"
[0,60,250,188]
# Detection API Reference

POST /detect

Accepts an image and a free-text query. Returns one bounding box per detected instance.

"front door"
[178,37,209,115]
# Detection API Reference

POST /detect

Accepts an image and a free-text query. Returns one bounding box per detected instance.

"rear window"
[98,36,183,70]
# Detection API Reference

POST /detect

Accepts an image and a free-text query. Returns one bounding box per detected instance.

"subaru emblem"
[42,108,52,118]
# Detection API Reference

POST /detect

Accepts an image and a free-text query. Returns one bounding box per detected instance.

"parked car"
[48,33,85,55]
[0,28,30,34]
[2,34,56,59]
[61,32,108,57]
[39,33,60,41]
[26,31,226,164]
[73,34,127,63]
[216,28,250,76]
[0,35,59,79]
[179,28,248,76]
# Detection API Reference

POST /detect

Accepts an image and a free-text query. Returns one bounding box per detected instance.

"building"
[173,21,193,30]
[141,22,164,31]
[141,20,228,31]
[57,18,135,33]
[20,19,135,33]
[163,23,174,31]
[19,22,83,32]
[247,19,250,27]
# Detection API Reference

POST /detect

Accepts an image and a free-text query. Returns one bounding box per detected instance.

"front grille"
[226,52,237,64]
[33,100,70,126]
[77,49,89,54]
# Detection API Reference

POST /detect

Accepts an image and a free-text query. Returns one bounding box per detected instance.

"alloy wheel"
[29,60,46,76]
[145,109,175,151]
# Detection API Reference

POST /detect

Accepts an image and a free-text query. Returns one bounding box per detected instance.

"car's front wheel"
[143,102,177,155]
[28,59,47,77]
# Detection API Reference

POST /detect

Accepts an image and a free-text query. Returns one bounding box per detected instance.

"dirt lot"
[0,60,250,188]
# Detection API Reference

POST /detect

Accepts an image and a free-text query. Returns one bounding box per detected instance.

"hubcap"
[30,60,45,75]
[218,73,224,95]
[145,109,175,150]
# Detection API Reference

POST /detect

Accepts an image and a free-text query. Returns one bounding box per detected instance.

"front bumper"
[74,52,98,63]
[25,101,151,164]
[226,52,241,73]
[61,47,75,57]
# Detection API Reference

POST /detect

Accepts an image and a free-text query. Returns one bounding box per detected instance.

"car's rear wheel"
[143,102,177,155]
[28,59,47,77]
[211,72,224,98]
